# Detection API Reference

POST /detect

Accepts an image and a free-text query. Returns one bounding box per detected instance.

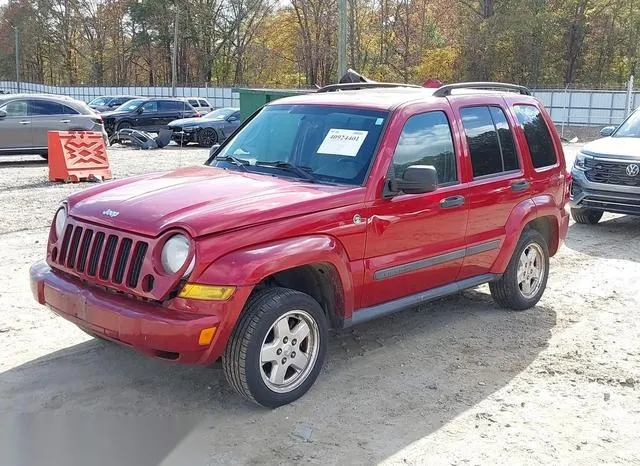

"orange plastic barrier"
[48,131,112,182]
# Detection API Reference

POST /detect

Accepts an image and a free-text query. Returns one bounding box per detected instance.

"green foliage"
[0,0,637,87]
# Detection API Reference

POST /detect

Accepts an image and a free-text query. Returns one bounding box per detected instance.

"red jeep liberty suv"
[30,82,570,407]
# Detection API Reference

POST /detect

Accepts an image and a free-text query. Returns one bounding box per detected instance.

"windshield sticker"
[317,129,368,157]
[375,118,384,126]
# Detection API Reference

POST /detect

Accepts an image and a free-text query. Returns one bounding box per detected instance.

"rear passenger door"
[28,100,81,147]
[156,100,181,127]
[451,99,532,280]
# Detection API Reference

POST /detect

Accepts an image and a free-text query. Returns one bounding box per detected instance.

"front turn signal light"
[178,284,236,301]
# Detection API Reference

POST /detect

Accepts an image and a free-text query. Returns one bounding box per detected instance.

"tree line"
[1,0,638,88]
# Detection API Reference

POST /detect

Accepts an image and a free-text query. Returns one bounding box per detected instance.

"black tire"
[571,207,603,225]
[223,287,328,408]
[489,228,550,311]
[116,121,133,131]
[197,128,218,147]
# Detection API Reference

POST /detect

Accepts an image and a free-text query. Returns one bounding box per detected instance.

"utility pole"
[4,21,20,92]
[337,0,347,80]
[171,3,179,97]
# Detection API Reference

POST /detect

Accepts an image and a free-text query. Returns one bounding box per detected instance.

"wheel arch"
[490,198,563,274]
[194,235,355,327]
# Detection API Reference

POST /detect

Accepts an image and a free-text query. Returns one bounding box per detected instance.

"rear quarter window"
[514,105,557,169]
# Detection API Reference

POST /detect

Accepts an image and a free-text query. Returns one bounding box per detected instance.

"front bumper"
[30,261,251,364]
[571,169,640,215]
[170,129,198,143]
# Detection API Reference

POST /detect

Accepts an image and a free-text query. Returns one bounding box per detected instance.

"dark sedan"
[88,95,140,113]
[102,98,199,135]
[168,107,240,147]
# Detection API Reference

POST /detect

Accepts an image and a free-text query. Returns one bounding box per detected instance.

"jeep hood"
[67,167,364,237]
[583,137,640,160]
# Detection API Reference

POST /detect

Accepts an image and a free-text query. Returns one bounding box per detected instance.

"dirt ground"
[0,144,639,466]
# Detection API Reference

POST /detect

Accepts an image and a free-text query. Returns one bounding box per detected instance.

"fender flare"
[490,197,563,274]
[195,234,356,318]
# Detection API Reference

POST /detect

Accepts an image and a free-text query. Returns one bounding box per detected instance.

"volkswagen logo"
[626,164,640,177]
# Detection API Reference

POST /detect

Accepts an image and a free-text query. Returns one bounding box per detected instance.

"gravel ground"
[0,144,639,465]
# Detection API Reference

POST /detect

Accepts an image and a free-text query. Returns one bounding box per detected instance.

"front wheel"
[571,207,603,225]
[197,128,218,147]
[490,228,549,310]
[223,287,327,408]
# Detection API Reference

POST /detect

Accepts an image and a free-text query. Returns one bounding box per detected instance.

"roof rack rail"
[432,82,531,97]
[317,82,422,93]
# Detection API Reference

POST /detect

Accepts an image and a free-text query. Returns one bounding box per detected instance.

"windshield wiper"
[214,155,250,171]
[255,161,318,183]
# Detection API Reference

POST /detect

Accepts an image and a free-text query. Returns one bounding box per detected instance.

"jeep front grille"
[54,222,149,291]
[584,158,640,187]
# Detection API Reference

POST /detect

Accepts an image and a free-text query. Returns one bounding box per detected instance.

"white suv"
[185,98,213,114]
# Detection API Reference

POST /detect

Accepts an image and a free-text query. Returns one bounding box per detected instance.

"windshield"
[208,104,388,185]
[116,99,145,112]
[204,108,236,120]
[89,97,110,106]
[614,109,640,137]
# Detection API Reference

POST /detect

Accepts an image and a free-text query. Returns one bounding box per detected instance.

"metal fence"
[532,87,638,128]
[2,80,639,128]
[0,81,240,108]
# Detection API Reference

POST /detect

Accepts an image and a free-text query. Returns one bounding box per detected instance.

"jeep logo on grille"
[102,209,120,218]
[626,164,640,177]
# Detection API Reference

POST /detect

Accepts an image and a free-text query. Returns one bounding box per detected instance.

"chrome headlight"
[161,234,195,275]
[183,126,199,132]
[573,152,591,171]
[54,207,67,239]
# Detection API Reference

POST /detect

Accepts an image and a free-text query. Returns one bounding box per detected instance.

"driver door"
[361,108,469,308]
[136,101,158,131]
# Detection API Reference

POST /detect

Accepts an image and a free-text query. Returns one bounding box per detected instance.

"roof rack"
[432,82,531,97]
[317,82,422,93]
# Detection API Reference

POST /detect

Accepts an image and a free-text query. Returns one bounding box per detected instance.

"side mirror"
[0,110,6,119]
[227,116,239,122]
[386,165,438,197]
[136,107,144,114]
[209,143,221,156]
[600,126,616,137]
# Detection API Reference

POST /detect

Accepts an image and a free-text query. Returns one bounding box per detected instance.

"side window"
[230,111,240,121]
[392,111,457,185]
[199,100,209,107]
[141,101,158,113]
[460,106,519,178]
[514,105,557,168]
[2,100,27,116]
[29,100,65,115]
[60,104,79,115]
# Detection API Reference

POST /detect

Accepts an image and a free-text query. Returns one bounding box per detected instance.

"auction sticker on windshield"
[317,129,368,157]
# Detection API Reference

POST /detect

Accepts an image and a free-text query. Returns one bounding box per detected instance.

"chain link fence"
[0,81,240,108]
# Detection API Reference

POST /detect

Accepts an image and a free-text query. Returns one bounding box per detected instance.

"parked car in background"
[570,109,640,224]
[183,98,213,114]
[31,82,569,407]
[88,95,141,113]
[101,98,199,135]
[169,107,240,147]
[0,94,107,157]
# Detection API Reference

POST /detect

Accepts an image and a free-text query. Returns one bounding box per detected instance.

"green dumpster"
[234,88,313,122]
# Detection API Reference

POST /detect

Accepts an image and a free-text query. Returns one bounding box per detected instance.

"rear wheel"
[223,287,327,408]
[197,128,218,147]
[571,207,603,225]
[490,228,549,310]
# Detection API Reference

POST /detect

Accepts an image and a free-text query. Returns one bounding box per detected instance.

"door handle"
[59,119,70,124]
[511,180,530,192]
[440,195,465,209]
[19,120,30,125]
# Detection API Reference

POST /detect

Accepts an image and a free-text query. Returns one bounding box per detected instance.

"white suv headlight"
[161,234,195,275]
[54,207,67,239]
[574,152,591,171]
